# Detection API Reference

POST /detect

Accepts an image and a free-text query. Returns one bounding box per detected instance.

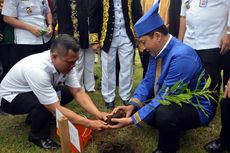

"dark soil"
[98,141,136,153]
[105,109,126,125]
[90,129,142,153]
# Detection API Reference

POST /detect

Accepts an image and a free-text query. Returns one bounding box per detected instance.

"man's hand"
[0,33,3,42]
[46,25,53,37]
[88,119,109,131]
[108,117,133,129]
[96,111,110,121]
[29,25,42,37]
[91,43,100,54]
[43,101,108,131]
[224,79,230,98]
[220,34,230,55]
[111,105,135,118]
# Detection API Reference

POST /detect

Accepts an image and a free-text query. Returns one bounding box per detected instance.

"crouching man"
[0,34,108,149]
[108,1,216,153]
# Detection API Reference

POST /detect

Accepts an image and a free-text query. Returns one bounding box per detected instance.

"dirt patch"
[98,141,136,153]
[90,127,142,153]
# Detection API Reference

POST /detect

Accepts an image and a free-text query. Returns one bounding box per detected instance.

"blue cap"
[134,0,164,37]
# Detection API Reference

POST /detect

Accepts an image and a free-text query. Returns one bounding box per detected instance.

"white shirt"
[1,0,51,44]
[0,51,80,106]
[180,0,230,50]
[113,0,128,37]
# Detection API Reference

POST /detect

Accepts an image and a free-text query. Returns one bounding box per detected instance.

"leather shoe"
[105,101,115,109]
[204,138,228,153]
[28,133,60,149]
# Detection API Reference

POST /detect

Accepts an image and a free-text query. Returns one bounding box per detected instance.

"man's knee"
[154,106,179,131]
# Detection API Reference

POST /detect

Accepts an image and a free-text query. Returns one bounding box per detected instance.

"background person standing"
[179,0,230,103]
[89,0,142,109]
[56,0,96,92]
[2,0,53,64]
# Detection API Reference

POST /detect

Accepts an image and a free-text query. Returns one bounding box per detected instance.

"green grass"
[0,52,223,153]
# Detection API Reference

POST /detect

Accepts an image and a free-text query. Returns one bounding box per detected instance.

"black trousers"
[220,98,230,146]
[11,41,51,66]
[1,85,73,139]
[0,44,14,82]
[149,103,201,152]
[196,49,230,110]
[196,49,230,91]
[168,0,182,38]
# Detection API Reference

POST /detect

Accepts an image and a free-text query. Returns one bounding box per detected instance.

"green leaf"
[179,82,189,93]
[170,80,182,92]
[203,76,211,90]
[195,96,209,117]
[165,96,182,107]
[207,94,218,103]
[177,94,192,101]
[151,70,219,116]
[158,100,171,105]
[185,88,191,94]
[163,87,169,98]
[196,71,204,90]
[40,29,48,36]
[203,94,210,102]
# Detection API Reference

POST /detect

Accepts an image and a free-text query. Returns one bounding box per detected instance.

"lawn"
[0,52,223,153]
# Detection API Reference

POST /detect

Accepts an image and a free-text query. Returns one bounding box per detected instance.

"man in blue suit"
[108,1,216,153]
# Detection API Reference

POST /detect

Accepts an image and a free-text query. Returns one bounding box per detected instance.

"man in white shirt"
[0,34,109,149]
[179,0,230,102]
[179,3,230,152]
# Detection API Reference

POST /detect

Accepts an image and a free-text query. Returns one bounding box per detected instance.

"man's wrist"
[95,111,102,119]
[127,117,133,125]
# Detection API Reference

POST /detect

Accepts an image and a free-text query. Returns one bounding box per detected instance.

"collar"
[43,51,59,75]
[155,35,172,59]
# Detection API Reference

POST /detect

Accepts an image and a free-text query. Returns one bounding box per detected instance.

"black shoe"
[94,74,99,80]
[28,133,60,149]
[105,101,115,109]
[204,138,227,153]
[122,99,130,105]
